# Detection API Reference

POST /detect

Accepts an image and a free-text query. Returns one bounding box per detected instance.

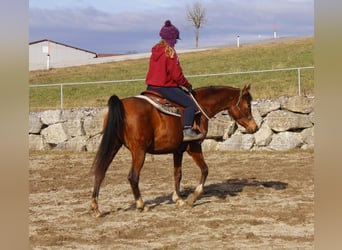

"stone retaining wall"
[29,96,314,152]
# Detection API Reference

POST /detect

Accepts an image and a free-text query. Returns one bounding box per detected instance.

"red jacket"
[145,41,190,88]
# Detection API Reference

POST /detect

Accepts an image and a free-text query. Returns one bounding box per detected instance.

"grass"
[29,37,314,111]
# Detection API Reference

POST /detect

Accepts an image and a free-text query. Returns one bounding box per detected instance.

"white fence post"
[60,84,63,109]
[298,68,301,96]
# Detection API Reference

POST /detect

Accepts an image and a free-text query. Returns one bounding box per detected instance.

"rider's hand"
[188,84,196,96]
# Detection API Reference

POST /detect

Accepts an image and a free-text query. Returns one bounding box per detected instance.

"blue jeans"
[147,86,196,127]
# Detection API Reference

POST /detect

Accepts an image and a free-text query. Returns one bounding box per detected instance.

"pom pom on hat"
[159,20,180,40]
[165,20,172,26]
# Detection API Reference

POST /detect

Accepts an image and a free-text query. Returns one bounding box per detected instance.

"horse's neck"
[198,87,239,117]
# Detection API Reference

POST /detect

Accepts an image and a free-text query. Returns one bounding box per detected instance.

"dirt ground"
[29,148,314,249]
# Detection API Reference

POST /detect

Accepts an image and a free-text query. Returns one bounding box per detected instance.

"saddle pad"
[135,95,181,117]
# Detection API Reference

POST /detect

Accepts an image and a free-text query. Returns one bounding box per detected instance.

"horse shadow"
[100,178,287,215]
[143,178,288,209]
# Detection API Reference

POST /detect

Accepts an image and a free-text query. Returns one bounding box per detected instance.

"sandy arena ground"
[29,149,313,249]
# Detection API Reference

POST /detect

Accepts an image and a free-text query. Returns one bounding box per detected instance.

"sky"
[29,0,314,54]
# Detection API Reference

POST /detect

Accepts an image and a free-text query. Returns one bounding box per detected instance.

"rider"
[145,20,202,141]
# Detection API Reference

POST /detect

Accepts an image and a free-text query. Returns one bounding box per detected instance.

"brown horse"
[90,85,258,217]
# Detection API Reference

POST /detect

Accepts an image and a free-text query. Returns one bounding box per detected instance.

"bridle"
[189,87,247,121]
[235,88,243,109]
[233,88,253,121]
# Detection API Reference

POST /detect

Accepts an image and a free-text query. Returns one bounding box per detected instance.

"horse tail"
[92,95,124,177]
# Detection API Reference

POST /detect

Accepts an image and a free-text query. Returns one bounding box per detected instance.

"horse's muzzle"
[246,121,258,134]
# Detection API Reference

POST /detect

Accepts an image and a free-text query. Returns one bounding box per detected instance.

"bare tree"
[186,1,206,48]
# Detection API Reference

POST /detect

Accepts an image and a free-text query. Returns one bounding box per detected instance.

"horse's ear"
[242,84,251,94]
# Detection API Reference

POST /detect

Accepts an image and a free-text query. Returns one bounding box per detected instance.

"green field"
[29,37,314,111]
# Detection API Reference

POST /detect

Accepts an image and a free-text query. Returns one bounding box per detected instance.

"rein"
[189,93,210,120]
[189,87,244,121]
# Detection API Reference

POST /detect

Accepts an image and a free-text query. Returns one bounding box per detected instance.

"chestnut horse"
[91,85,258,217]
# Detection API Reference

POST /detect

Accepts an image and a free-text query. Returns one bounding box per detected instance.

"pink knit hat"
[159,20,180,47]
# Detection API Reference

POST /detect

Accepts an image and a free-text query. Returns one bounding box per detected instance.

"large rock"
[252,105,263,128]
[62,120,84,138]
[279,96,314,114]
[40,110,62,125]
[83,108,107,137]
[241,134,255,150]
[29,112,43,134]
[41,123,68,144]
[217,133,255,151]
[61,108,86,121]
[222,122,237,140]
[55,136,87,151]
[255,99,281,116]
[265,110,313,132]
[269,132,303,150]
[300,127,314,148]
[207,120,236,139]
[254,123,273,146]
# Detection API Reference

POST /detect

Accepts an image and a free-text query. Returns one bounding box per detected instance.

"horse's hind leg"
[127,149,148,211]
[91,144,122,217]
[172,152,186,206]
[186,143,208,206]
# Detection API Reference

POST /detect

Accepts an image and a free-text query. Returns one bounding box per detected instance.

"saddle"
[135,90,182,117]
[135,90,203,134]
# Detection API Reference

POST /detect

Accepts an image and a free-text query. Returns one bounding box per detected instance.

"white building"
[29,39,97,71]
[29,39,201,71]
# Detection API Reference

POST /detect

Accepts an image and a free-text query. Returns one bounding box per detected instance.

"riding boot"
[183,127,202,141]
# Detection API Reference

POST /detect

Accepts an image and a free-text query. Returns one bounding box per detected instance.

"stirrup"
[183,128,202,141]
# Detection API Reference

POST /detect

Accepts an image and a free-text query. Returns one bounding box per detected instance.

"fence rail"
[29,66,314,109]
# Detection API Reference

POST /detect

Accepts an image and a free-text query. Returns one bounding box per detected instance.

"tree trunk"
[195,28,199,48]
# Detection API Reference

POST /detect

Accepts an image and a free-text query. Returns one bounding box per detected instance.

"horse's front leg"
[186,143,208,206]
[172,152,186,206]
[127,149,149,211]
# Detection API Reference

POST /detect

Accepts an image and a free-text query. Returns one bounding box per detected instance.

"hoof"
[91,208,102,218]
[176,199,186,206]
[90,198,102,218]
[137,205,150,212]
[186,194,196,207]
[172,191,186,206]
[136,198,147,212]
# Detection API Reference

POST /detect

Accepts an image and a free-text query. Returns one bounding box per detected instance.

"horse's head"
[228,84,258,134]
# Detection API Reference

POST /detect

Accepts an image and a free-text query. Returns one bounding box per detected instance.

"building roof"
[29,39,98,56]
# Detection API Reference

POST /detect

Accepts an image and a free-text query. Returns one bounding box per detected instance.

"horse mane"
[195,85,240,99]
[195,85,239,93]
[195,85,253,100]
